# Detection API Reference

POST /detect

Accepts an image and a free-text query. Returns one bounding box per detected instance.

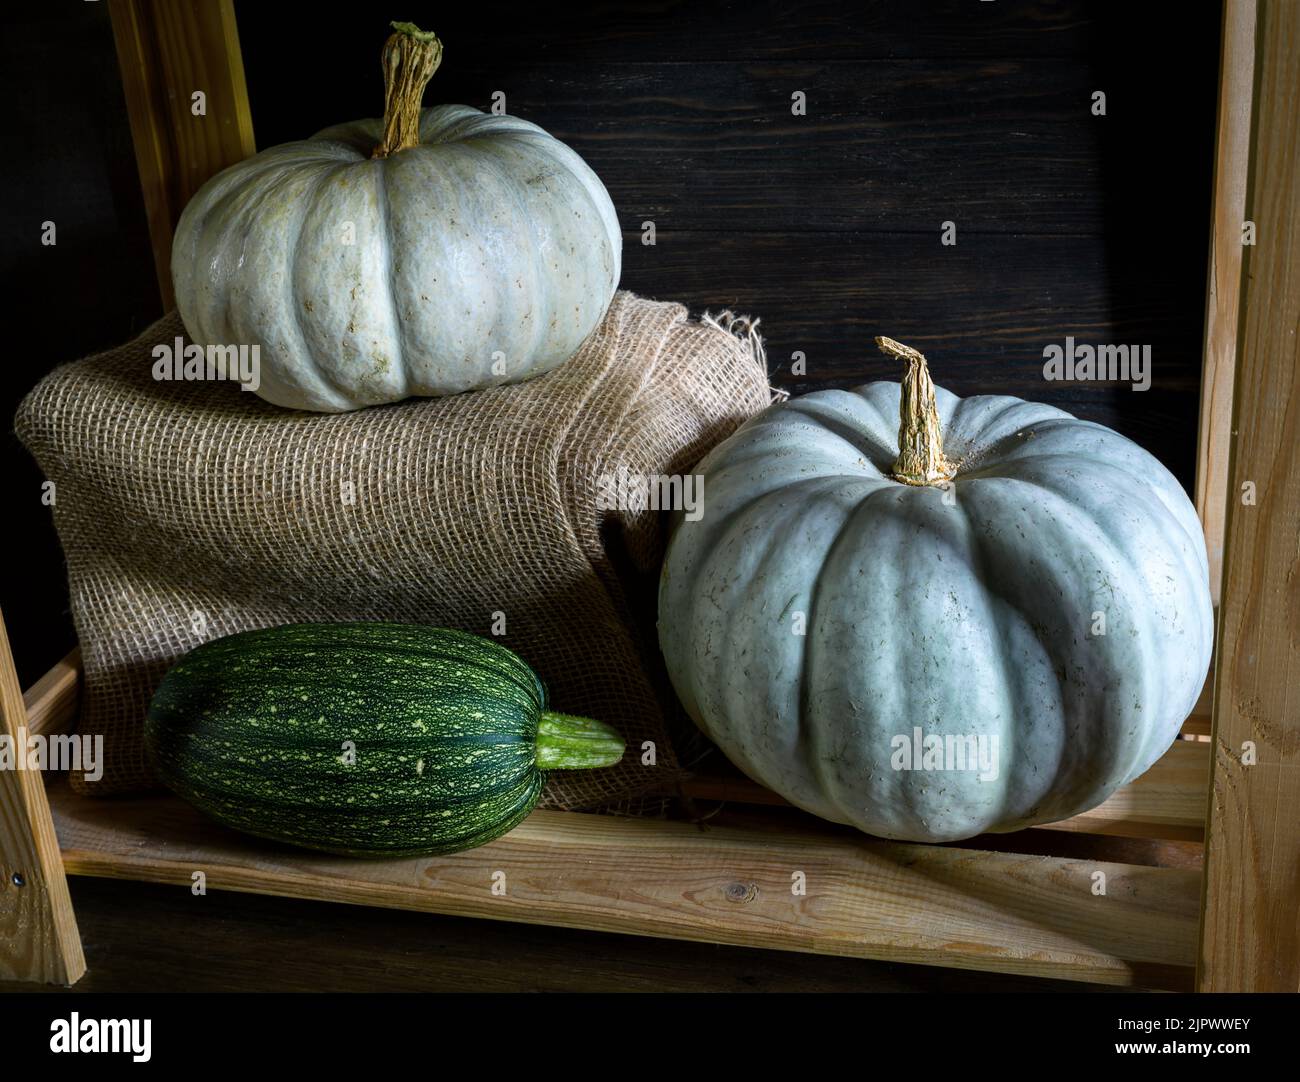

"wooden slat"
[1181,675,1215,736]
[460,58,1114,235]
[684,740,1209,842]
[0,614,85,985]
[108,0,254,308]
[22,649,80,740]
[1033,742,1208,842]
[1198,0,1300,994]
[47,780,1197,989]
[328,4,1102,63]
[1196,0,1258,603]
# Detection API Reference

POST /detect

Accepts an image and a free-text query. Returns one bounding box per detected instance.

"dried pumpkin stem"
[877,335,955,486]
[372,22,443,159]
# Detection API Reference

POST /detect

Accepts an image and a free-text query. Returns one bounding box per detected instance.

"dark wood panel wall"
[237,0,1220,480]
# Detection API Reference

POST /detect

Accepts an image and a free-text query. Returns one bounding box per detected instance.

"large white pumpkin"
[658,337,1213,842]
[172,24,621,412]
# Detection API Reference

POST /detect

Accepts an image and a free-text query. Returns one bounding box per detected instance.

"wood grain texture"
[433,59,1111,235]
[0,613,84,985]
[228,1,1217,491]
[22,649,79,740]
[47,779,1197,988]
[1183,674,1216,736]
[619,230,1204,483]
[1198,0,1300,994]
[0,876,1131,993]
[409,2,1100,63]
[702,802,1204,871]
[1196,0,1257,603]
[108,0,254,308]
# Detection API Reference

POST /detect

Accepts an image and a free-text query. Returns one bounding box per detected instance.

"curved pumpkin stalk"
[876,335,956,486]
[373,22,443,159]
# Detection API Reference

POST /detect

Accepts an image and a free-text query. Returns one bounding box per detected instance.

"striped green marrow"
[144,622,624,857]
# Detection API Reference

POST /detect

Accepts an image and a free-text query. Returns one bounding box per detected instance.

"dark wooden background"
[239,0,1218,460]
[1,0,1221,992]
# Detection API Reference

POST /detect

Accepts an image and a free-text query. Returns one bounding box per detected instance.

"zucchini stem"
[536,712,625,770]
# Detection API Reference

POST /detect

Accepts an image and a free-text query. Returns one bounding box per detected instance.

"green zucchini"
[144,622,624,857]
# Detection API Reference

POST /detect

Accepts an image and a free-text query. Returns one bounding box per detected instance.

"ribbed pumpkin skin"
[146,623,550,857]
[171,104,622,412]
[658,384,1214,843]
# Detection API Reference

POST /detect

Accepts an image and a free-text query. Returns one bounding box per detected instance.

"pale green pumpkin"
[172,23,621,412]
[658,337,1213,842]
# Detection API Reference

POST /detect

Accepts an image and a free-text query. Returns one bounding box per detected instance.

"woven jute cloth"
[16,291,771,802]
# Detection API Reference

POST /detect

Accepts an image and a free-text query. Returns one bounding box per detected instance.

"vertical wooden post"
[108,0,256,308]
[1197,0,1300,993]
[1195,0,1257,605]
[0,610,85,984]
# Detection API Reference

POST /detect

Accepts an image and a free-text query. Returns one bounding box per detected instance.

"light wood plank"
[0,615,85,985]
[47,780,1196,988]
[1196,0,1258,603]
[1028,743,1209,839]
[1181,672,1214,736]
[23,649,80,739]
[1198,0,1300,994]
[108,0,255,308]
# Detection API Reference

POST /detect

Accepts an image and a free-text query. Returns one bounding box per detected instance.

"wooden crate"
[2,0,1296,992]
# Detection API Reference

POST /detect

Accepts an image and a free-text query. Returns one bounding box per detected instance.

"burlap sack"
[16,291,771,804]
